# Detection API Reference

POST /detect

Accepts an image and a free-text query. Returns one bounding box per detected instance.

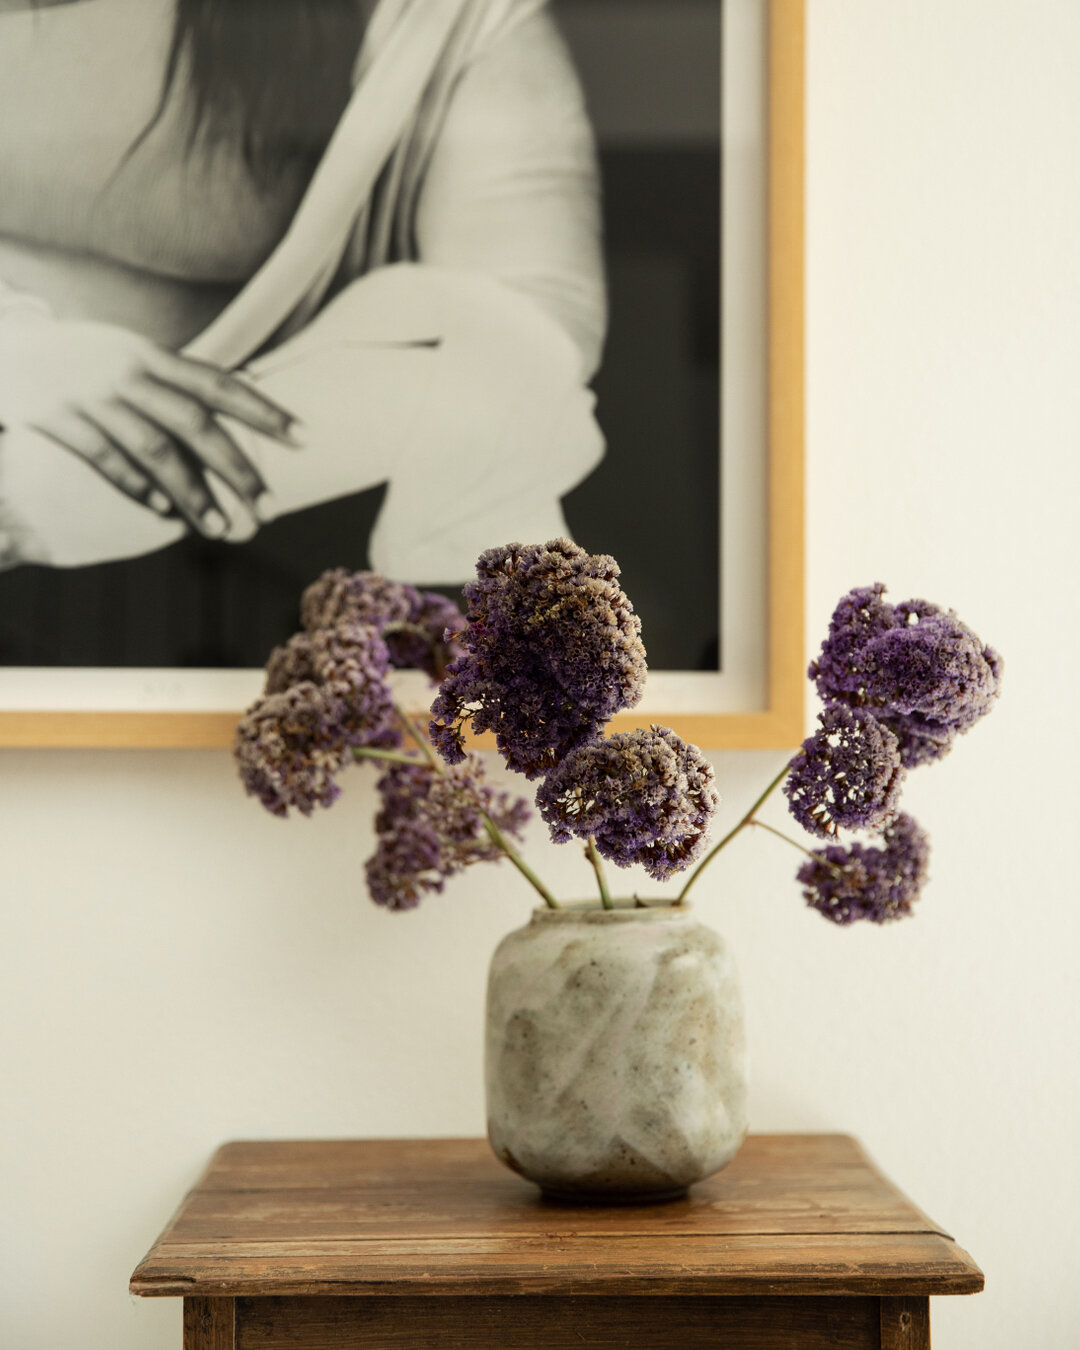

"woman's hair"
[148,0,371,187]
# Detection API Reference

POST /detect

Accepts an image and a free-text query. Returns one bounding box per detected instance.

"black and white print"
[0,0,720,671]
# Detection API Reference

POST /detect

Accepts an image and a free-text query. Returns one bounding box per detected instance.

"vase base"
[539,1185,689,1206]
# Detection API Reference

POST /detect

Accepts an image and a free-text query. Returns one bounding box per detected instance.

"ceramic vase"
[485,902,748,1202]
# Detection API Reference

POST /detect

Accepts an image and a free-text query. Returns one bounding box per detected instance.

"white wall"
[2,2,1078,1346]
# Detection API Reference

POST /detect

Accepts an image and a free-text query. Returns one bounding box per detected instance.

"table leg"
[880,1297,930,1350]
[184,1297,236,1350]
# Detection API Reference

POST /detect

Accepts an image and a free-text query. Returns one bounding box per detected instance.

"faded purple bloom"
[263,620,398,750]
[365,822,444,912]
[535,726,719,881]
[366,757,530,911]
[808,584,895,704]
[299,569,464,680]
[784,703,904,838]
[809,585,1002,767]
[864,599,1002,732]
[234,684,350,818]
[429,540,647,778]
[300,569,415,634]
[265,630,318,694]
[384,590,466,682]
[797,813,930,925]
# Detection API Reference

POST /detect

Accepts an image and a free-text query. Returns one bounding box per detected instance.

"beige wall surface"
[2,2,1078,1346]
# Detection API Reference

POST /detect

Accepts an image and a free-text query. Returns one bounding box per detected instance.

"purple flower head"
[535,726,720,881]
[429,540,647,778]
[264,630,318,694]
[809,585,1002,767]
[264,620,398,750]
[300,569,415,634]
[365,822,444,912]
[234,683,350,818]
[299,569,465,681]
[797,812,930,925]
[366,757,530,911]
[383,590,466,682]
[784,703,904,839]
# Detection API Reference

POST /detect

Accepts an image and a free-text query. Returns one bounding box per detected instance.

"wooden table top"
[130,1134,983,1301]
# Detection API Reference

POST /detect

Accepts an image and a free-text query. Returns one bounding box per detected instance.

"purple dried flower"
[265,630,318,694]
[808,584,896,703]
[809,585,1002,767]
[300,569,415,634]
[263,620,399,750]
[365,822,444,912]
[299,570,464,681]
[234,684,350,818]
[535,726,719,881]
[797,813,930,925]
[383,590,465,682]
[784,703,904,838]
[429,540,647,778]
[366,757,530,911]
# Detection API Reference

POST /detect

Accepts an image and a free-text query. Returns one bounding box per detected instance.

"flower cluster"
[781,585,1001,924]
[235,550,1000,929]
[300,569,464,681]
[236,573,465,818]
[809,584,1002,767]
[366,759,530,911]
[796,814,930,925]
[234,685,354,818]
[429,540,647,778]
[784,703,904,839]
[536,728,719,880]
[427,540,717,893]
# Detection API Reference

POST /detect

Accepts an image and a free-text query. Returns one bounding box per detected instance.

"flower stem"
[585,836,613,909]
[749,818,847,878]
[748,817,824,861]
[480,812,561,910]
[676,760,791,903]
[390,697,560,911]
[395,703,440,769]
[352,746,425,768]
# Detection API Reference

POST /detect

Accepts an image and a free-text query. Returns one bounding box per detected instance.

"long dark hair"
[146,1,371,187]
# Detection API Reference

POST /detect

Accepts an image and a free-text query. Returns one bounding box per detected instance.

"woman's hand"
[0,315,299,537]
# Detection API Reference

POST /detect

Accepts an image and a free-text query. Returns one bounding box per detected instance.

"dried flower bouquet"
[235,541,1001,923]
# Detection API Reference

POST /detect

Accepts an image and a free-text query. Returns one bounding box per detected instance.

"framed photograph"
[0,0,803,750]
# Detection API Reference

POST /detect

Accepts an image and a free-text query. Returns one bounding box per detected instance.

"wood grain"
[234,1294,879,1350]
[184,1297,235,1350]
[130,1135,983,1301]
[880,1296,931,1350]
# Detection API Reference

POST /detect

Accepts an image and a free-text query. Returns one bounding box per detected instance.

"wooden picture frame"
[0,0,803,751]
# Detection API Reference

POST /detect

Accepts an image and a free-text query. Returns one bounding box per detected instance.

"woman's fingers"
[146,349,301,443]
[81,400,229,538]
[28,410,173,515]
[122,375,271,519]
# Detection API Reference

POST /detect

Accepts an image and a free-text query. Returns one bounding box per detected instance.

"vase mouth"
[530,900,692,923]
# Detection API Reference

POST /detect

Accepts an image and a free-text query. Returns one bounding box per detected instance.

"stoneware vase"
[485,902,748,1202]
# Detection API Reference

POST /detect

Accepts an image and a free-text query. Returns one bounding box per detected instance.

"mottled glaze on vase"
[485,903,748,1201]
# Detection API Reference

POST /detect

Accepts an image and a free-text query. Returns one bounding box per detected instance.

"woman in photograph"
[0,0,605,584]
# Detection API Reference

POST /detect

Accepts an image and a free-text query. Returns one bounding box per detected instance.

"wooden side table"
[130,1134,983,1349]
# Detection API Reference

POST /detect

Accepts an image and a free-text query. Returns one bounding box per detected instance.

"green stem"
[748,818,847,878]
[481,812,561,910]
[352,746,425,768]
[394,702,440,769]
[390,697,560,910]
[748,817,824,861]
[585,836,614,909]
[676,760,791,903]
